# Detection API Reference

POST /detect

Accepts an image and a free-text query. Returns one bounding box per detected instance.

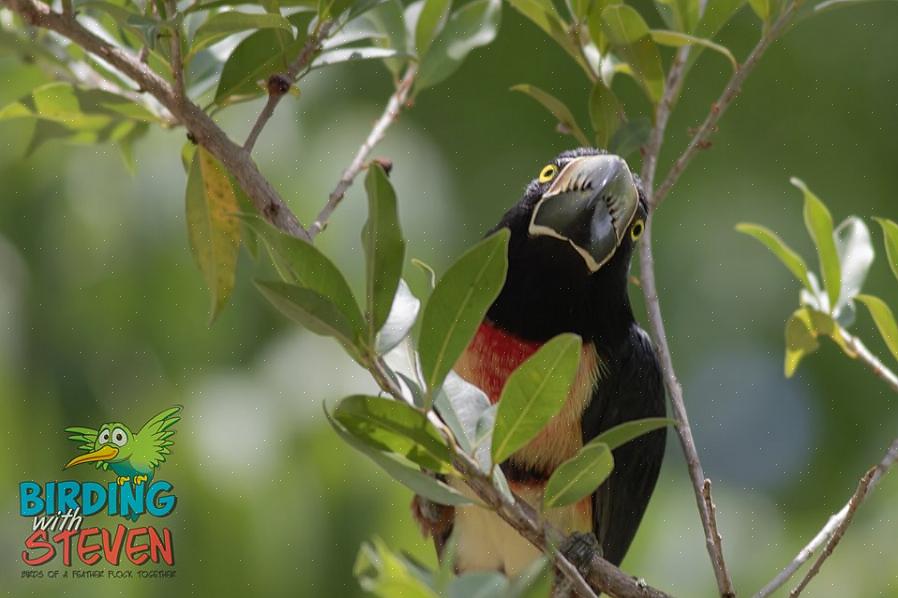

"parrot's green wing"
[64,426,108,470]
[132,406,181,469]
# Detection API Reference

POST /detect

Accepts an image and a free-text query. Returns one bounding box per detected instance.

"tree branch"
[840,329,898,394]
[651,1,803,210]
[755,437,898,598]
[3,0,311,240]
[639,41,737,598]
[243,19,335,153]
[309,64,417,239]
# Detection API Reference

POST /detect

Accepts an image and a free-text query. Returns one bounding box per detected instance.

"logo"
[18,407,180,576]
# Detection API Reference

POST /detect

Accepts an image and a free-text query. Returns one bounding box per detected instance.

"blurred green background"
[3,2,898,596]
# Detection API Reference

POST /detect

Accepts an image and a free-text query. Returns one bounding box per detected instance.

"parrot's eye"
[98,429,110,444]
[630,218,645,241]
[111,427,127,447]
[538,164,558,183]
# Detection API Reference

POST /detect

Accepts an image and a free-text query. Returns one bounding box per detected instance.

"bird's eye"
[630,218,645,241]
[538,164,558,183]
[111,427,127,447]
[98,429,110,444]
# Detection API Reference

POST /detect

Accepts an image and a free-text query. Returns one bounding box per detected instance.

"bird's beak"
[528,154,639,272]
[64,445,118,469]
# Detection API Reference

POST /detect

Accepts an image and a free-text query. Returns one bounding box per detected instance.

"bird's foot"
[133,475,148,485]
[116,476,131,486]
[559,531,602,577]
[410,495,454,539]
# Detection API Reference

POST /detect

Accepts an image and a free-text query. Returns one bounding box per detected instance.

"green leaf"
[416,0,452,56]
[856,295,898,365]
[874,218,898,284]
[447,572,508,598]
[507,557,553,598]
[419,229,510,397]
[240,215,365,335]
[492,333,582,465]
[585,417,674,451]
[355,538,441,598]
[608,117,650,158]
[785,307,819,377]
[694,0,746,40]
[186,147,241,322]
[748,0,771,22]
[415,0,501,91]
[511,84,590,147]
[214,28,303,105]
[333,395,455,472]
[833,217,874,313]
[543,442,613,509]
[601,5,664,104]
[653,0,699,33]
[735,223,814,291]
[367,0,409,79]
[256,280,365,360]
[588,83,623,149]
[362,163,406,341]
[375,279,421,355]
[192,11,293,55]
[311,47,403,69]
[649,29,737,71]
[325,407,472,506]
[792,177,841,310]
[510,0,580,60]
[586,0,614,53]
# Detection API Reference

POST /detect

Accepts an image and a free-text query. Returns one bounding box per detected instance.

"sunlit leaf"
[785,307,819,377]
[416,0,452,56]
[735,223,814,291]
[419,229,509,398]
[355,538,441,598]
[649,29,737,71]
[874,218,898,284]
[833,217,874,314]
[492,333,582,465]
[857,295,898,365]
[792,177,841,310]
[588,83,623,149]
[415,0,501,91]
[186,147,241,322]
[511,84,591,147]
[748,0,771,21]
[543,442,613,509]
[325,407,472,506]
[333,395,455,472]
[508,0,580,60]
[311,46,402,69]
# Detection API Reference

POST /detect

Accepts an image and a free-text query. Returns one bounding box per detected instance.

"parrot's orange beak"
[64,445,118,469]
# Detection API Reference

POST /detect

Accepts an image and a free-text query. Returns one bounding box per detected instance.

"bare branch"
[243,20,335,153]
[639,40,737,598]
[840,329,898,394]
[4,0,310,239]
[755,437,898,598]
[309,64,417,239]
[165,0,185,104]
[652,1,803,209]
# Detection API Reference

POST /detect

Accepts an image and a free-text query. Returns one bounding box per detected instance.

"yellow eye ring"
[538,164,558,183]
[630,218,645,241]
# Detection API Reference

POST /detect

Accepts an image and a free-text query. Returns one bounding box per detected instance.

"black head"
[486,148,647,343]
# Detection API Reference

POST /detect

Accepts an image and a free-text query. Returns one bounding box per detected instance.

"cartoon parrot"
[64,406,181,487]
[415,149,667,575]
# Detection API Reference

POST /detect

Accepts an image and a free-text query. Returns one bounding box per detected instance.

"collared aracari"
[414,148,667,575]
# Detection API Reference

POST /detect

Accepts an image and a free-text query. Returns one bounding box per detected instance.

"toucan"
[414,148,667,575]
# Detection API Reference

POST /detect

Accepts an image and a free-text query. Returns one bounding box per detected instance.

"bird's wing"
[132,406,181,469]
[64,426,108,470]
[581,326,666,566]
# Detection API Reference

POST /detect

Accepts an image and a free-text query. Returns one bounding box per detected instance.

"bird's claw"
[116,476,131,486]
[559,531,602,577]
[133,475,148,485]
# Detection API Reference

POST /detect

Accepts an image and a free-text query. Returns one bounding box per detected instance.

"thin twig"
[309,63,417,239]
[165,0,185,104]
[639,38,738,598]
[243,20,334,152]
[652,0,804,209]
[840,329,898,393]
[756,437,898,598]
[4,0,310,239]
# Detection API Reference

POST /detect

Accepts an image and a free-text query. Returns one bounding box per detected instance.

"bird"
[414,148,666,575]
[64,406,181,488]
